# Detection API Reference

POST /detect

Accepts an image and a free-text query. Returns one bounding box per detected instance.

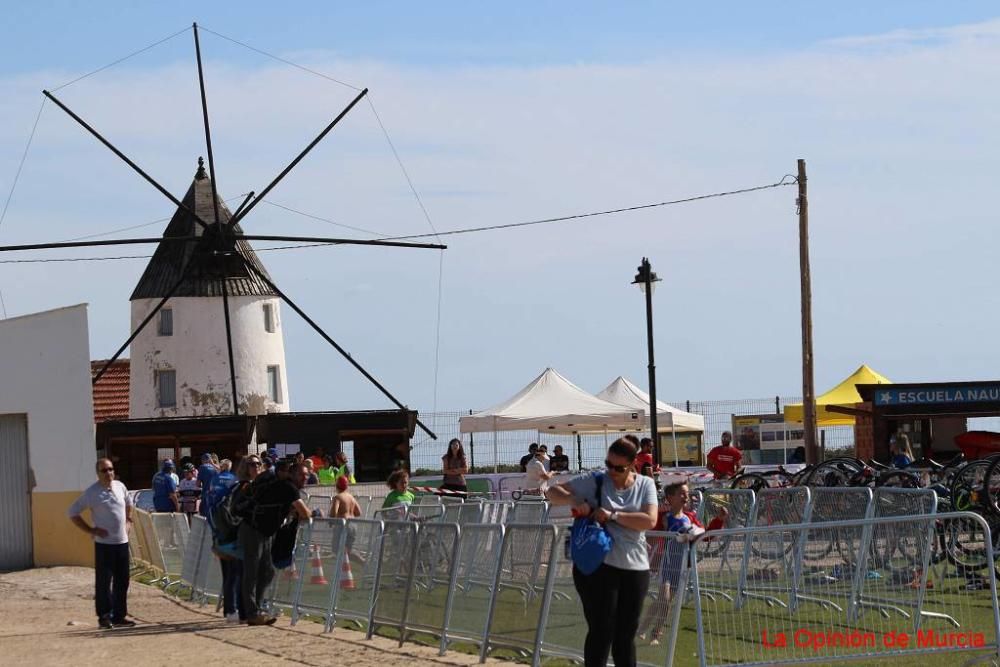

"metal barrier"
[163,487,1000,667]
[328,518,383,630]
[443,499,484,525]
[444,524,505,654]
[368,520,420,639]
[481,500,513,524]
[690,512,1000,667]
[402,522,462,653]
[178,515,208,599]
[481,523,560,665]
[150,512,189,588]
[134,509,168,584]
[288,518,348,626]
[507,500,550,525]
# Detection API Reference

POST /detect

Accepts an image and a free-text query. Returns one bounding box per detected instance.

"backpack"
[237,473,296,538]
[211,481,248,546]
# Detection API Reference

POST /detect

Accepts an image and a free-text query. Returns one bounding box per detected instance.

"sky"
[3,2,1000,417]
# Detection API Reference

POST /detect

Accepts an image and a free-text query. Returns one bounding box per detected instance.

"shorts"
[345,524,357,552]
[658,539,688,589]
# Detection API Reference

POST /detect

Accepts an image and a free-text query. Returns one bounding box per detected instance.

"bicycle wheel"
[951,460,992,512]
[762,470,794,488]
[804,458,865,488]
[875,471,920,488]
[981,454,1000,517]
[730,473,768,492]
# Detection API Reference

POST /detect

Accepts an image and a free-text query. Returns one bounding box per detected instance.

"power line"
[61,193,252,242]
[244,176,799,251]
[0,177,796,263]
[262,200,387,237]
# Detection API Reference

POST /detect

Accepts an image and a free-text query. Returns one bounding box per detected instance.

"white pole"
[670,414,679,468]
[492,416,499,474]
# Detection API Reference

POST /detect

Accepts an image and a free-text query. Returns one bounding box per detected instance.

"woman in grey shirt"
[545,438,657,667]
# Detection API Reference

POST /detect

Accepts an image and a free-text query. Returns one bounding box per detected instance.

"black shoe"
[112,619,136,628]
[98,617,113,630]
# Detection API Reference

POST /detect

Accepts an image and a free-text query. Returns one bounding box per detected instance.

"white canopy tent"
[597,376,706,467]
[459,368,646,470]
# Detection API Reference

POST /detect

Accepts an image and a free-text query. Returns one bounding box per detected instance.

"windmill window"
[158,309,173,336]
[156,370,177,408]
[267,365,281,403]
[263,303,275,333]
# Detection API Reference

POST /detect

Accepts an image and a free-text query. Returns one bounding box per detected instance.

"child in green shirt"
[382,470,415,509]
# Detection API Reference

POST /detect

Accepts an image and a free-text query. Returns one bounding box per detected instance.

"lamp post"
[632,257,662,466]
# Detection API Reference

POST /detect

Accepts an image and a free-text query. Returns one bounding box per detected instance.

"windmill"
[0,23,444,440]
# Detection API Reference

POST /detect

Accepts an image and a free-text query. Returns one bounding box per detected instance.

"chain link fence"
[410,397,856,473]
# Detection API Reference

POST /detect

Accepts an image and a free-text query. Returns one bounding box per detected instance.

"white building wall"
[0,303,98,565]
[129,295,290,418]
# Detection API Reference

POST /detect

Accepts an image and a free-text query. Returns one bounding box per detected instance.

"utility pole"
[797,159,818,463]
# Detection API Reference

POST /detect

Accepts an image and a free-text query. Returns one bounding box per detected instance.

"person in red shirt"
[706,431,742,479]
[634,438,656,473]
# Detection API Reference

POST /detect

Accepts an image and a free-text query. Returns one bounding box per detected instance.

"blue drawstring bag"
[569,472,614,575]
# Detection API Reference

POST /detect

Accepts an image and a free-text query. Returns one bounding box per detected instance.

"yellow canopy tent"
[783,364,891,426]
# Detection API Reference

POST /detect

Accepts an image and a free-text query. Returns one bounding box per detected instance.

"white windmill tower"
[128,158,290,418]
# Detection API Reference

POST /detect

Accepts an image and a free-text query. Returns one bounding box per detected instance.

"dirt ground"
[0,567,505,667]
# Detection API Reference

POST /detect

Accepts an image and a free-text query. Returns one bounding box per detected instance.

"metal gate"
[0,414,33,570]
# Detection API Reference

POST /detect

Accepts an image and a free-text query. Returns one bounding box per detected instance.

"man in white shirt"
[68,458,135,629]
[525,447,554,491]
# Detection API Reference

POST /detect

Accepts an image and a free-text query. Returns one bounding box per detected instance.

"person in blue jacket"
[197,453,219,516]
[152,460,179,512]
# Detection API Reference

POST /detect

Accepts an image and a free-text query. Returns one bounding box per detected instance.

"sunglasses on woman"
[605,460,630,473]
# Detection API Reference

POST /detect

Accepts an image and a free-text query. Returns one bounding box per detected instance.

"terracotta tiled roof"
[91,359,130,423]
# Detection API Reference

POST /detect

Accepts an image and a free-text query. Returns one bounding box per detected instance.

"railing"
[136,495,1000,667]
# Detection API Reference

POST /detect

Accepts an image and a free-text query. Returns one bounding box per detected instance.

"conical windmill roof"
[130,160,275,300]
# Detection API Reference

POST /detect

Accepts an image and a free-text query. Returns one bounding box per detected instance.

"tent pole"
[671,418,679,468]
[576,433,582,471]
[492,416,498,474]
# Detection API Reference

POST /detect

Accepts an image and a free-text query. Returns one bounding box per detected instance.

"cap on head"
[183,463,196,472]
[267,448,279,459]
[201,453,212,462]
[162,459,175,470]
[336,476,349,492]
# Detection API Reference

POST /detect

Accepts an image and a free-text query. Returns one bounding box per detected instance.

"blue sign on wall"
[874,385,1000,406]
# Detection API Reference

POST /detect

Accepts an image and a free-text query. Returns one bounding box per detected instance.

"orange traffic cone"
[340,555,356,591]
[309,545,328,585]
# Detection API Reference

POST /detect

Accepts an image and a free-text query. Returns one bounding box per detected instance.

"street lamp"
[632,257,662,466]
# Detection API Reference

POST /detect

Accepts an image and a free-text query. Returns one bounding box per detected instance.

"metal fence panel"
[691,512,1000,667]
[402,523,462,653]
[330,518,383,630]
[443,500,483,525]
[482,500,513,525]
[134,509,166,580]
[368,520,420,639]
[266,521,313,616]
[482,523,560,665]
[289,518,348,627]
[149,512,189,584]
[507,501,549,525]
[444,524,505,652]
[178,515,208,598]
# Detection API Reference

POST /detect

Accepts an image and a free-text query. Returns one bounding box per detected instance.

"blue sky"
[6,2,1000,69]
[3,3,1000,417]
